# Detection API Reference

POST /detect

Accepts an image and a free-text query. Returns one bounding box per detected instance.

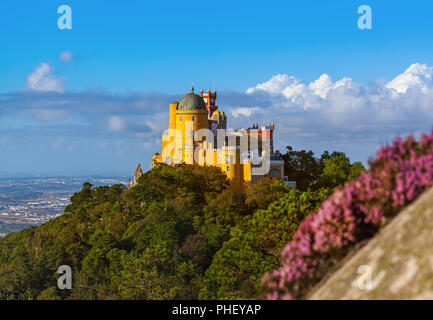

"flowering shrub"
[262,130,433,299]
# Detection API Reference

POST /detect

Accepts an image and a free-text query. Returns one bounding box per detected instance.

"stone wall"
[308,187,433,300]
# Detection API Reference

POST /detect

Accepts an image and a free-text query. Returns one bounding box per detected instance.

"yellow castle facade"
[152,87,287,193]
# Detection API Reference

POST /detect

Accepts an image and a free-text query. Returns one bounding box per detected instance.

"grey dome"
[178,87,207,111]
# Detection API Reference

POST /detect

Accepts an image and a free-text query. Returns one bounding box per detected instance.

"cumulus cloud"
[244,63,433,121]
[246,72,359,106]
[230,107,260,117]
[26,62,65,93]
[386,63,433,93]
[247,74,308,102]
[308,74,354,99]
[235,63,433,160]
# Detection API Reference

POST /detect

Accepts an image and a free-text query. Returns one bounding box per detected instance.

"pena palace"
[151,87,291,193]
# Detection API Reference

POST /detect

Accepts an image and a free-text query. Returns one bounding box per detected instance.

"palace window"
[226,166,230,172]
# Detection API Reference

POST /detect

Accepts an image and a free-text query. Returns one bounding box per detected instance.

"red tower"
[200,88,218,118]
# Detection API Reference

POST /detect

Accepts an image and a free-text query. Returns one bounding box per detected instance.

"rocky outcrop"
[129,163,143,188]
[308,186,433,300]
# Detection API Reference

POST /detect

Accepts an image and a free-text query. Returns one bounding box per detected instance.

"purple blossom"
[262,130,433,299]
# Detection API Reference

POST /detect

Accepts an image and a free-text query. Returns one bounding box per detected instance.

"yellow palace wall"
[155,103,253,194]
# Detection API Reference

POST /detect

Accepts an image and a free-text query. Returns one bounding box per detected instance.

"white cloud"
[308,74,334,99]
[108,116,125,132]
[248,72,357,102]
[60,51,73,62]
[245,63,433,115]
[247,74,308,102]
[246,74,292,95]
[386,63,433,93]
[26,62,65,93]
[237,63,433,159]
[231,107,260,117]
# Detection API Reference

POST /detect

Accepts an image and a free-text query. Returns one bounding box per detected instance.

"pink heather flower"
[262,129,433,299]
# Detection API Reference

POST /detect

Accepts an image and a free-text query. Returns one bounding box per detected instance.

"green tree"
[245,177,291,211]
[281,146,321,191]
[199,187,331,299]
[349,161,366,181]
[319,154,366,188]
[320,153,351,188]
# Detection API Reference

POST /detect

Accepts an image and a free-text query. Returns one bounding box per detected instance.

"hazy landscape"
[0,176,128,237]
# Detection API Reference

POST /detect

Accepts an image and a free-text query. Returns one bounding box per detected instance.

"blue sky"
[1,0,433,176]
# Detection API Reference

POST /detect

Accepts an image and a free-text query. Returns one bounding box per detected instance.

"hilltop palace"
[150,87,289,194]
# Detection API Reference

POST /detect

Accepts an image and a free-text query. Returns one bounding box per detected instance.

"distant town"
[0,176,129,238]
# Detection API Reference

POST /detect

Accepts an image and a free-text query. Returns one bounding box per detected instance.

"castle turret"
[200,88,218,118]
[168,102,178,130]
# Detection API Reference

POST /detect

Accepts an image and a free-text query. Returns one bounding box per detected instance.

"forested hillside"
[0,148,363,300]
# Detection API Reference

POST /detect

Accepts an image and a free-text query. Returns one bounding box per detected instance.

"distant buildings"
[0,176,128,236]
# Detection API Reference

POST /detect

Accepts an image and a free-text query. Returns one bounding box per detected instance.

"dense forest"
[0,147,364,300]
